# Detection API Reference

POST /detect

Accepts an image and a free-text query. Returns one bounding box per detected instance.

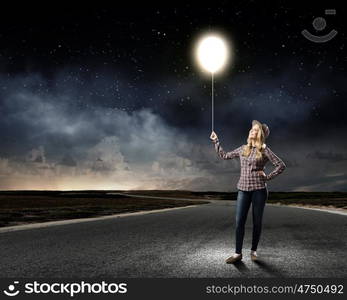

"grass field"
[0,190,346,228]
[122,190,347,207]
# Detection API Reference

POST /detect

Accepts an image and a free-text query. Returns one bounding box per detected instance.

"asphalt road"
[0,195,346,278]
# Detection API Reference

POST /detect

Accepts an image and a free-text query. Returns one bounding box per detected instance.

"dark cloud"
[0,65,346,191]
[307,151,347,162]
[60,154,77,167]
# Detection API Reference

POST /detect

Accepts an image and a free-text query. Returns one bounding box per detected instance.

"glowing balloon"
[196,35,229,73]
[193,32,232,132]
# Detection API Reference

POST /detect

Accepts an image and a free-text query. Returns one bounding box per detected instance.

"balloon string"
[211,72,214,132]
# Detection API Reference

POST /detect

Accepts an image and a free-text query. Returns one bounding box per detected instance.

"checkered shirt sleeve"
[263,146,286,181]
[211,138,243,160]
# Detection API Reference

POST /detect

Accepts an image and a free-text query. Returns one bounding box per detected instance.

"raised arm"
[211,138,243,160]
[264,146,286,180]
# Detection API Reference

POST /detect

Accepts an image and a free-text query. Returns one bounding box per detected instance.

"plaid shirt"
[212,138,286,191]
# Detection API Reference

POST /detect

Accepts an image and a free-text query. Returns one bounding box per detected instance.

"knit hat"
[252,120,270,139]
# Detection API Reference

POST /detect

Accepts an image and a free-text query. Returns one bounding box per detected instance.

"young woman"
[210,120,286,264]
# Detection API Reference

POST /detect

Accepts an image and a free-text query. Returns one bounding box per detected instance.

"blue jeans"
[235,187,268,254]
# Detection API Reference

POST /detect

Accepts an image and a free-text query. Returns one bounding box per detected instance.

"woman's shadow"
[231,258,285,277]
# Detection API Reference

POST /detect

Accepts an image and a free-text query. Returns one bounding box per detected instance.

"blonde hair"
[241,124,266,160]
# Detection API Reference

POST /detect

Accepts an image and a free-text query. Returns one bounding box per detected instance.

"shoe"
[250,250,258,261]
[225,253,242,264]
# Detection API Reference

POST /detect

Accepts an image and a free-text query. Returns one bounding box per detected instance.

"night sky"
[0,1,346,191]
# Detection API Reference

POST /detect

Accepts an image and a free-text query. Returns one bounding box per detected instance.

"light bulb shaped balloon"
[196,35,229,74]
[194,33,231,132]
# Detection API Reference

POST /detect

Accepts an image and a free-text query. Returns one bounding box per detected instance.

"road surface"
[0,194,346,278]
